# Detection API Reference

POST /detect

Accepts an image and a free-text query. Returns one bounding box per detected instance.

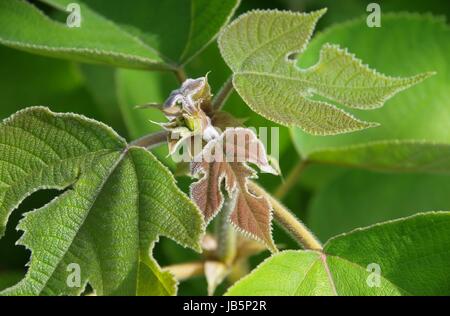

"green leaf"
[0,107,204,296]
[0,0,239,69]
[307,170,450,240]
[0,0,167,70]
[226,212,450,296]
[218,10,429,135]
[228,250,335,296]
[83,0,240,66]
[292,14,450,167]
[177,0,241,65]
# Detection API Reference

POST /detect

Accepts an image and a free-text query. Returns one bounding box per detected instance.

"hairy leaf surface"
[292,14,450,168]
[0,107,204,296]
[226,212,450,295]
[218,10,430,135]
[190,128,277,251]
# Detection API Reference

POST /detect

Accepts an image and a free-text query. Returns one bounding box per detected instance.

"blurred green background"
[1,0,449,295]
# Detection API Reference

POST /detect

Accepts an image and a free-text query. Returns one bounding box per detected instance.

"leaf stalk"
[216,192,238,266]
[129,130,168,149]
[249,181,322,251]
[212,76,234,111]
[274,160,309,200]
[174,67,187,84]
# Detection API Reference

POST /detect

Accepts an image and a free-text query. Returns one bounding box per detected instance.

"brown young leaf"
[190,128,277,251]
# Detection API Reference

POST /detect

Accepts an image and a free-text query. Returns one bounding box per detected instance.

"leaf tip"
[313,7,328,18]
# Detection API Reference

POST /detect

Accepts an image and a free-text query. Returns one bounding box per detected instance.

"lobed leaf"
[218,10,430,135]
[0,107,204,296]
[226,212,450,296]
[292,14,450,168]
[190,128,277,251]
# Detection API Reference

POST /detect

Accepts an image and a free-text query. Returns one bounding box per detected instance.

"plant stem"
[216,192,237,266]
[274,160,309,200]
[249,181,323,251]
[129,130,168,149]
[174,67,187,84]
[164,261,204,281]
[212,76,234,111]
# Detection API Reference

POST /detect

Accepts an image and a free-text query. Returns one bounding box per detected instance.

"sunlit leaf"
[219,10,429,135]
[227,212,450,296]
[0,107,204,296]
[292,14,450,168]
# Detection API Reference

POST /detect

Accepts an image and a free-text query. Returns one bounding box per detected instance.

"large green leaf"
[292,14,450,169]
[307,170,450,240]
[226,212,450,296]
[0,0,166,70]
[218,10,428,135]
[0,107,204,295]
[0,0,239,69]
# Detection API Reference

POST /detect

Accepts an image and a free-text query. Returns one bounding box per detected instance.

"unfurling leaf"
[159,76,220,156]
[0,107,204,296]
[190,128,277,252]
[218,9,432,135]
